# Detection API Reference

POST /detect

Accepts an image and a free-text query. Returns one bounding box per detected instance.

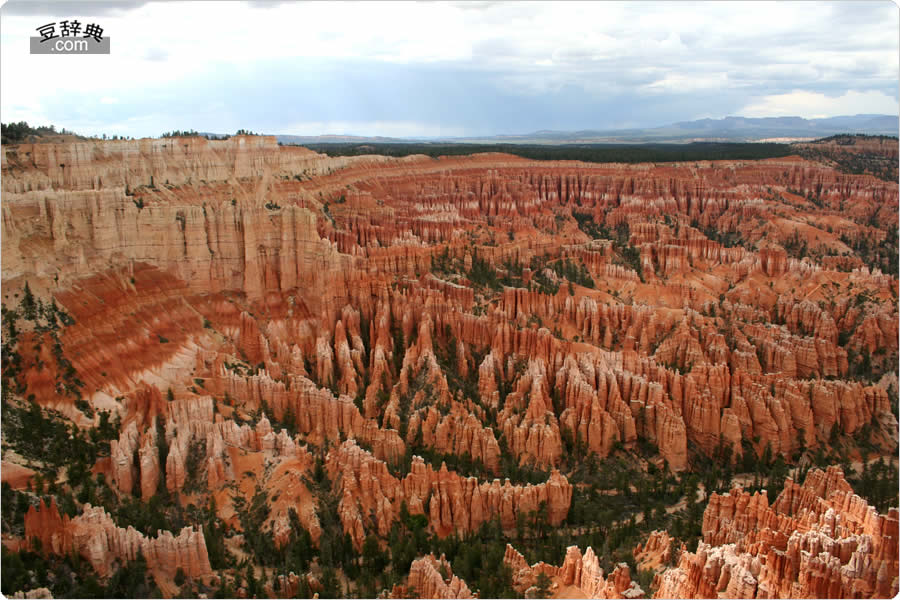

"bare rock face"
[396,554,474,599]
[109,421,140,496]
[164,431,188,492]
[10,588,53,599]
[407,403,502,474]
[1,461,36,490]
[219,371,405,463]
[504,542,645,599]
[263,572,321,599]
[503,544,560,593]
[138,420,161,500]
[634,530,673,571]
[409,555,473,598]
[25,499,213,580]
[325,440,572,548]
[2,189,346,306]
[239,311,269,366]
[266,455,323,549]
[559,546,645,599]
[654,466,899,599]
[758,247,788,278]
[1,136,343,193]
[497,358,564,468]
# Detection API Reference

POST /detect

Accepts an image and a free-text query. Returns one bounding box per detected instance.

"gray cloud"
[2,1,896,137]
[448,1,504,11]
[1,0,149,16]
[35,57,761,135]
[243,1,292,10]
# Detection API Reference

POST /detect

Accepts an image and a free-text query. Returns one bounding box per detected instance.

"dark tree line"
[2,122,68,144]
[304,142,794,164]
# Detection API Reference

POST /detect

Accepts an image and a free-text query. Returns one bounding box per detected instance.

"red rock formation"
[0,461,35,490]
[503,542,645,598]
[215,371,405,462]
[559,546,645,599]
[3,136,897,596]
[9,588,53,599]
[497,358,564,468]
[264,451,322,549]
[407,403,502,474]
[263,572,320,599]
[503,543,560,593]
[25,499,213,580]
[391,554,473,599]
[634,530,673,571]
[654,466,899,598]
[325,440,572,548]
[110,421,140,496]
[138,420,161,500]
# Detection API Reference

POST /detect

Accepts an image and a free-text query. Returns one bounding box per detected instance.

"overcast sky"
[1,0,897,138]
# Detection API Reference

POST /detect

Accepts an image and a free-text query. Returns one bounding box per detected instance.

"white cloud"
[0,1,896,135]
[644,72,730,93]
[281,120,468,138]
[742,89,899,118]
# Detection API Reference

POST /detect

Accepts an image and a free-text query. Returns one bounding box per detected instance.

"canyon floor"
[1,135,898,599]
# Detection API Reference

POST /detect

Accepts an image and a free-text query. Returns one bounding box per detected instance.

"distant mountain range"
[273,114,898,145]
